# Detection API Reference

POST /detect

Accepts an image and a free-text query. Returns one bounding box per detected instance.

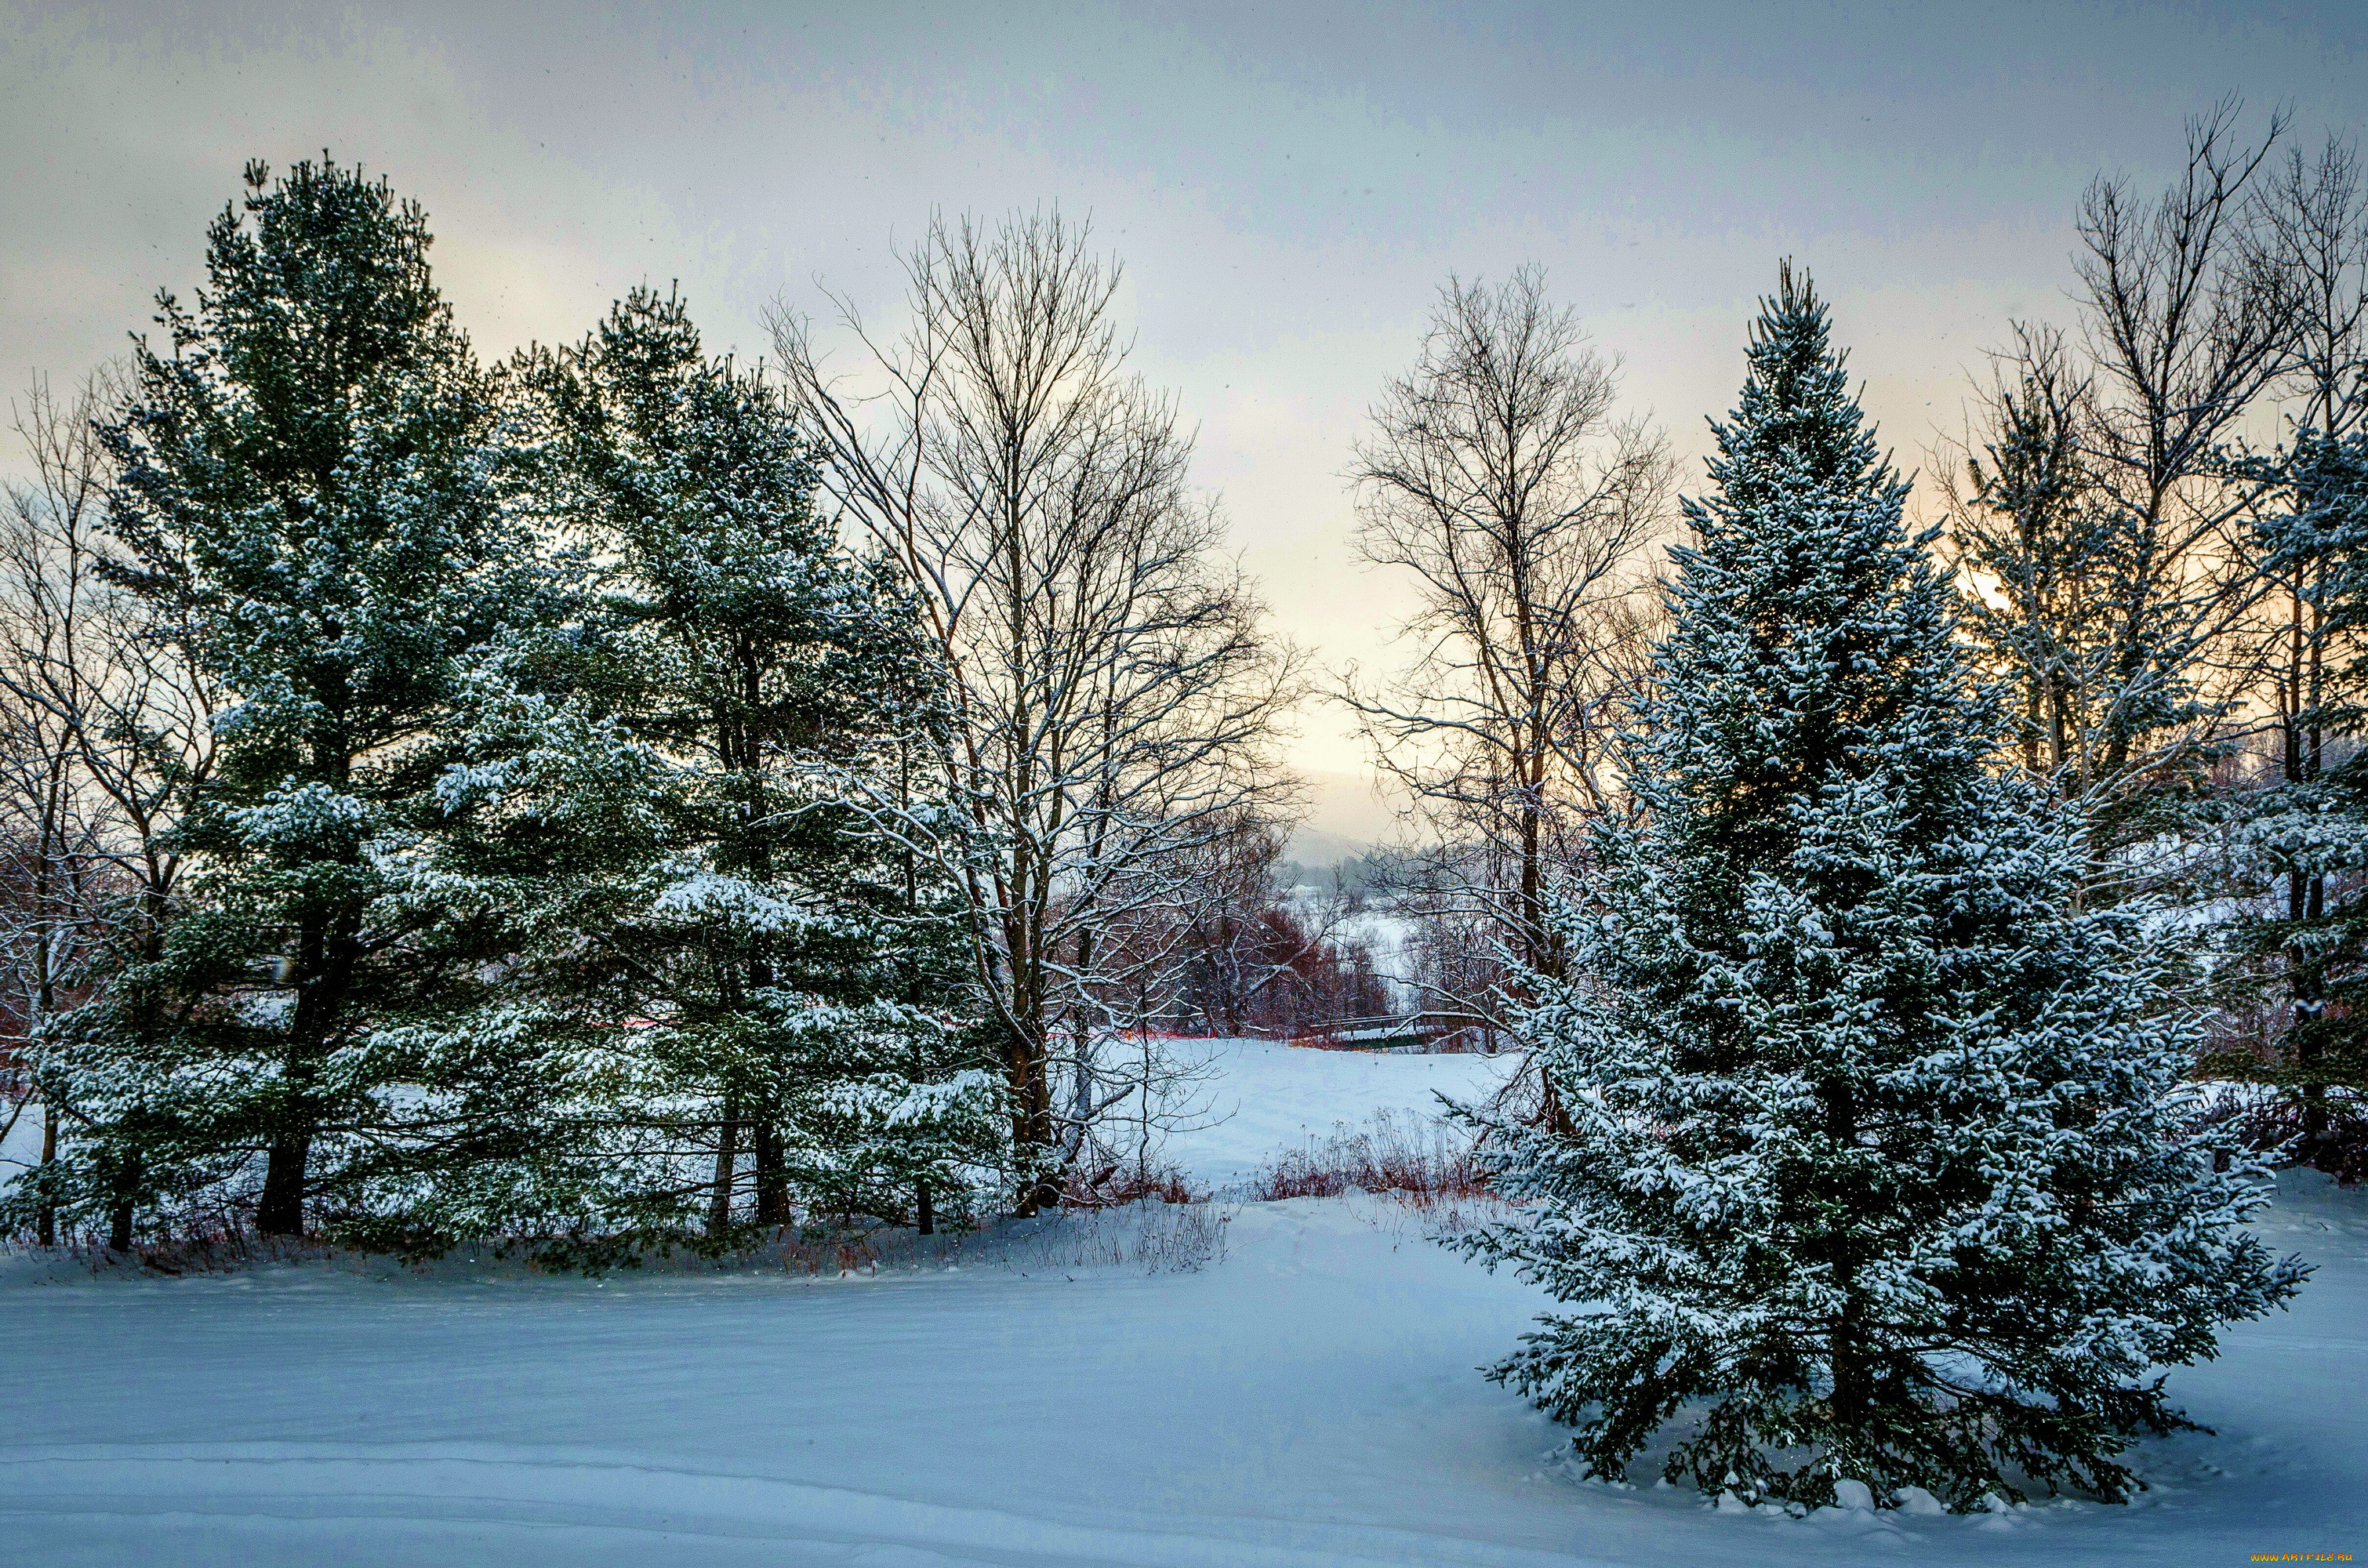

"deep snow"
[2,1044,2363,1566]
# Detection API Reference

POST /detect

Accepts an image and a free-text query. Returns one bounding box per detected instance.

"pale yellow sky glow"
[5,1,2364,804]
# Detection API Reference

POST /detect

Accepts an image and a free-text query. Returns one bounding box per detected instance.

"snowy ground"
[0,1094,39,1185]
[3,1046,2364,1566]
[1155,1036,1516,1189]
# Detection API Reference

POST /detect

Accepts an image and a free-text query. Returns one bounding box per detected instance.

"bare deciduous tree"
[1945,100,2300,884]
[1093,811,1386,1040]
[0,378,113,1244]
[1342,267,1672,993]
[2067,96,2296,840]
[0,373,219,1247]
[2263,133,2368,442]
[774,212,1302,1212]
[2254,131,2368,800]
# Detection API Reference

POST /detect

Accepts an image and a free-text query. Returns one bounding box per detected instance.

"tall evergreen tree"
[1458,267,2304,1512]
[367,288,996,1246]
[76,158,527,1238]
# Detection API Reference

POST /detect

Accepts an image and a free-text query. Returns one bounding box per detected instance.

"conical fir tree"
[1458,267,2304,1512]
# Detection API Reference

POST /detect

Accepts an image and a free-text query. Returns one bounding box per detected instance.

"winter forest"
[5,22,2368,1564]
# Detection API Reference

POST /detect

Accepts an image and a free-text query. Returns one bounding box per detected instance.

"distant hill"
[1283,769,1403,867]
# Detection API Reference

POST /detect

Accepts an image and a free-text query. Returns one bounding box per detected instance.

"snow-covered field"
[1156,1036,1516,1188]
[3,1044,2364,1566]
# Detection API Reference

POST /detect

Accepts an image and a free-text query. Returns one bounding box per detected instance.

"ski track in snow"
[3,1040,2363,1566]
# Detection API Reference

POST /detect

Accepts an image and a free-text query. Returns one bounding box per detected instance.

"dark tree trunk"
[35,922,60,1246]
[2288,865,2331,1165]
[36,1104,57,1247]
[916,1176,935,1236]
[752,1118,790,1227]
[1534,1065,1575,1135]
[261,900,354,1240]
[107,1149,140,1251]
[708,1108,740,1236]
[1518,796,1544,987]
[1011,1027,1062,1217]
[256,1131,311,1237]
[1821,1077,1869,1433]
[1829,1287,1869,1430]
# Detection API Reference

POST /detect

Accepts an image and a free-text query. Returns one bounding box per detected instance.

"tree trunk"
[916,1176,934,1236]
[2286,570,2333,1167]
[1009,1023,1061,1217]
[1822,1077,1869,1433]
[35,916,59,1246]
[2300,1049,2330,1159]
[107,1149,140,1252]
[1829,1285,1869,1431]
[707,1108,739,1236]
[1534,1062,1575,1134]
[752,1116,790,1227]
[256,1131,311,1236]
[262,906,352,1239]
[1518,797,1544,984]
[2298,869,2331,1163]
[36,1102,57,1247]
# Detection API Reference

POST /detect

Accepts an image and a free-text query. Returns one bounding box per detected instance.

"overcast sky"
[5,0,2366,808]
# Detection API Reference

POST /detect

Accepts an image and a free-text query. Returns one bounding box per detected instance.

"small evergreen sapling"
[1457,267,2305,1512]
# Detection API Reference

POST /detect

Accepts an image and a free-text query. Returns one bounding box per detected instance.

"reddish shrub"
[1253,1110,1490,1208]
[1062,1161,1207,1208]
[772,1232,882,1274]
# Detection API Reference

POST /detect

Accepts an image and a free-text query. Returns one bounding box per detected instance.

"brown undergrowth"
[1254,1109,1491,1209]
[1062,1161,1207,1208]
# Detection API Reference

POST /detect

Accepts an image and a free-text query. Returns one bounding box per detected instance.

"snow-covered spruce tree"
[367,287,997,1248]
[71,158,532,1240]
[1457,267,2305,1512]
